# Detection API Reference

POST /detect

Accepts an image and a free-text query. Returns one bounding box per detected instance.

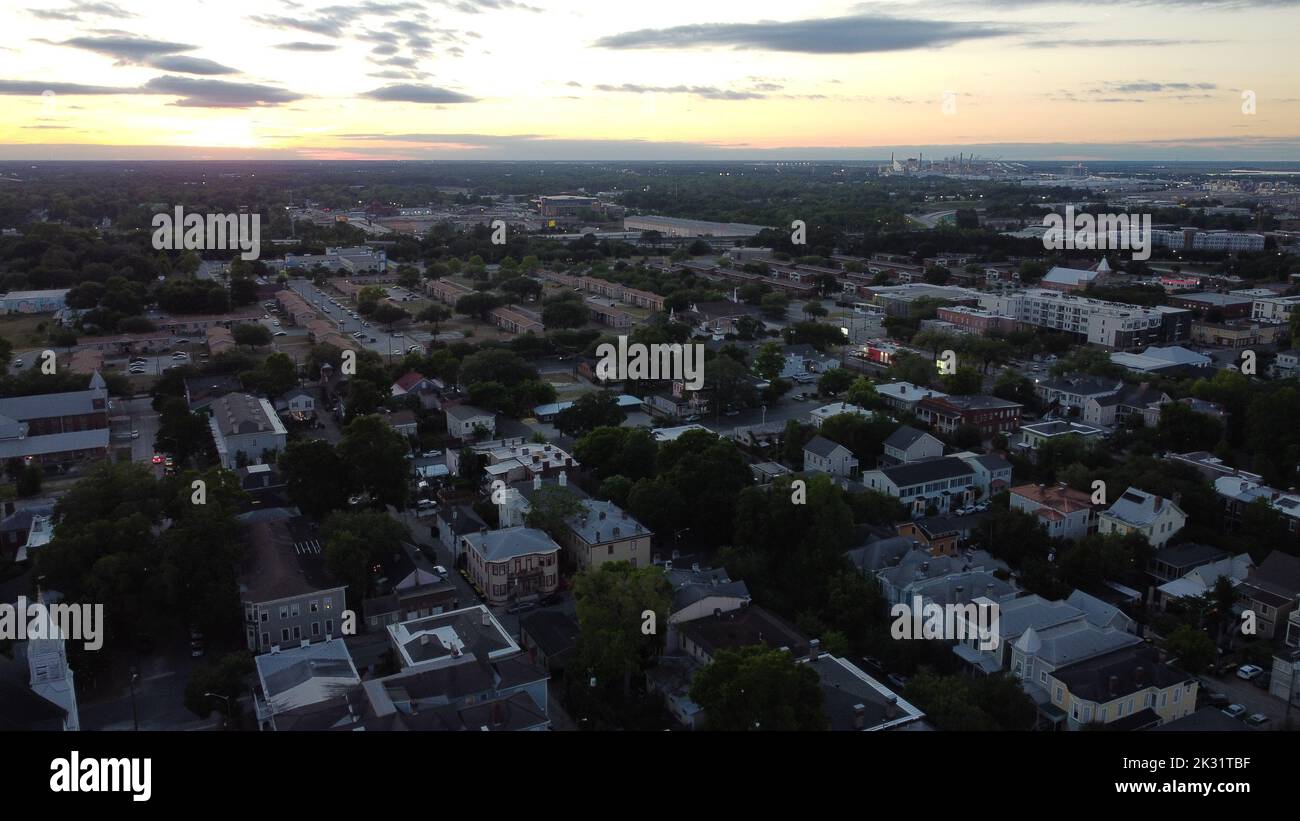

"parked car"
[422,449,441,458]
[190,640,205,658]
[1222,703,1247,719]
[539,592,563,607]
[1236,664,1265,681]
[432,565,448,578]
[1202,690,1230,707]
[505,601,537,615]
[1245,713,1270,727]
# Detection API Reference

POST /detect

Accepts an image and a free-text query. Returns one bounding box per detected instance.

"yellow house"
[1045,644,1197,730]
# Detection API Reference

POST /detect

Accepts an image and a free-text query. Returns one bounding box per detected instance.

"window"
[260,610,268,623]
[291,603,300,618]
[325,619,333,634]
[1172,688,1180,703]
[261,632,269,647]
[279,606,288,620]
[281,628,290,642]
[310,600,319,613]
[292,626,301,640]
[324,596,333,610]
[312,622,320,636]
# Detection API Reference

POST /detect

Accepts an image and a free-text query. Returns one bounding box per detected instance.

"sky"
[0,0,1297,161]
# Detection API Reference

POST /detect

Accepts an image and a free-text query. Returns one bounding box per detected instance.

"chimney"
[533,474,542,490]
[808,639,821,661]
[481,608,492,626]
[1108,675,1119,696]
[1134,666,1146,687]
[852,703,867,730]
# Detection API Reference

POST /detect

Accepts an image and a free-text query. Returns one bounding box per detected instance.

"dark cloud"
[148,55,239,75]
[595,15,1021,54]
[274,41,339,52]
[141,75,304,107]
[1104,81,1218,93]
[0,79,132,95]
[593,83,766,100]
[53,35,196,63]
[361,84,478,103]
[248,14,349,37]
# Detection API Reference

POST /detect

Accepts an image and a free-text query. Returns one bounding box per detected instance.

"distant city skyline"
[1,0,1297,161]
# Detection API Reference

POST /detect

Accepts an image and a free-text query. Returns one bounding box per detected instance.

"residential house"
[461,526,560,606]
[558,498,653,571]
[434,505,486,560]
[1154,554,1254,612]
[0,372,111,465]
[862,457,977,517]
[252,638,361,731]
[1234,552,1300,639]
[1214,475,1300,540]
[803,435,859,479]
[1034,374,1123,415]
[809,401,872,428]
[881,425,944,466]
[208,392,288,469]
[1017,420,1106,452]
[391,371,442,410]
[875,382,948,415]
[916,394,1023,436]
[1148,542,1230,584]
[1097,487,1187,547]
[362,541,458,631]
[240,515,347,653]
[1044,644,1197,730]
[519,610,579,673]
[1010,483,1098,542]
[954,452,1013,499]
[444,404,495,440]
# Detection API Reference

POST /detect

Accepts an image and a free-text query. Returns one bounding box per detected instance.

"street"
[285,278,431,362]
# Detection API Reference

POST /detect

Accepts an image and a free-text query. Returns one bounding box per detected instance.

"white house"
[444,404,495,440]
[1098,487,1187,547]
[208,392,288,469]
[803,435,859,478]
[882,425,943,465]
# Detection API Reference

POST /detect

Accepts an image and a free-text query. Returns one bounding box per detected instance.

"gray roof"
[875,456,975,488]
[445,404,493,424]
[845,536,915,574]
[1104,487,1180,528]
[211,392,283,436]
[565,499,651,545]
[1066,589,1133,631]
[995,595,1085,639]
[884,425,932,451]
[1152,541,1229,569]
[1038,374,1122,397]
[463,526,560,562]
[0,387,105,422]
[256,639,358,700]
[0,427,109,459]
[804,434,850,459]
[1016,621,1142,667]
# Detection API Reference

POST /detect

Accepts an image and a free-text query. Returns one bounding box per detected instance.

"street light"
[205,692,233,729]
[128,668,139,731]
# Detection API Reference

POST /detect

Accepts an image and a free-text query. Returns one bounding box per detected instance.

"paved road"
[107,395,162,463]
[1202,670,1296,730]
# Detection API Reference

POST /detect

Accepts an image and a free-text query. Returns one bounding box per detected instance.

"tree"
[817,368,854,396]
[279,439,353,518]
[555,391,626,436]
[417,304,452,331]
[753,342,784,381]
[524,484,587,543]
[599,475,633,507]
[542,299,589,329]
[845,377,879,409]
[372,303,410,327]
[572,561,671,695]
[903,671,1035,731]
[184,652,254,723]
[16,462,42,497]
[1157,402,1224,453]
[941,366,983,396]
[690,646,828,731]
[760,292,789,320]
[231,323,272,348]
[574,426,657,481]
[1164,625,1216,673]
[337,415,410,509]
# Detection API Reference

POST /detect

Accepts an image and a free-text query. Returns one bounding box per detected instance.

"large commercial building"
[0,372,110,464]
[623,215,768,239]
[979,289,1190,350]
[208,392,288,469]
